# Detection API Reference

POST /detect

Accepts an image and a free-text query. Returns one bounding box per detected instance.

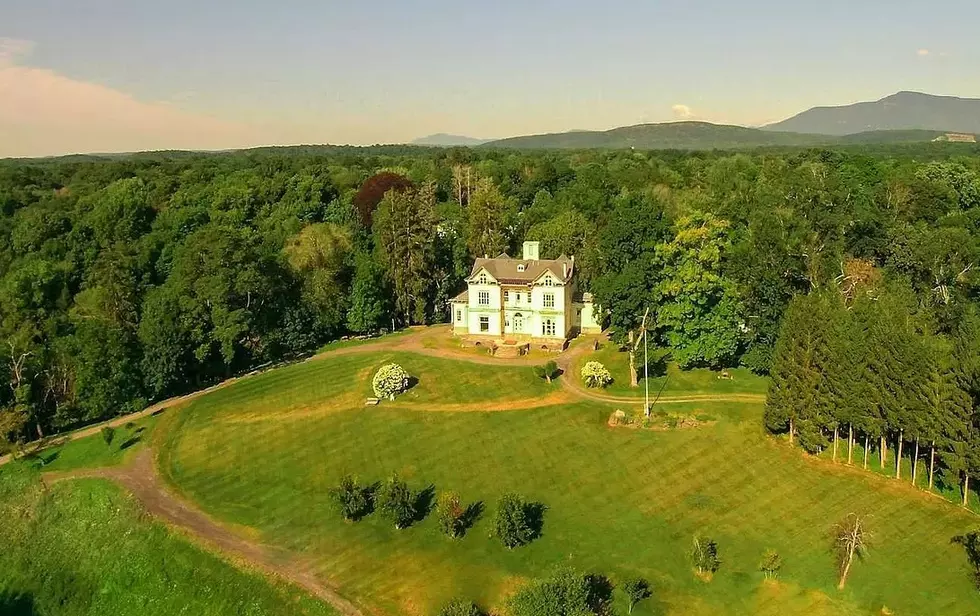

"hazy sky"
[3,0,980,157]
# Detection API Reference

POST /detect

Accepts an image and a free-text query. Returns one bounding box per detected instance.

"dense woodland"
[2,144,980,500]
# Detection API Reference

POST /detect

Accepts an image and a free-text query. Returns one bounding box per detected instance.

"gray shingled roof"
[468,255,574,285]
[451,289,469,303]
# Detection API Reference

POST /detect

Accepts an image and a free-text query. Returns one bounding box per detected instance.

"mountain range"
[410,92,980,151]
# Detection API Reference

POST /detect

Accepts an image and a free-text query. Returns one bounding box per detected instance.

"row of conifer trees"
[765,284,980,505]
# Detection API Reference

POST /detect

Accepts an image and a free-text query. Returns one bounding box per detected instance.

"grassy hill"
[765,91,980,136]
[148,347,980,616]
[0,464,335,616]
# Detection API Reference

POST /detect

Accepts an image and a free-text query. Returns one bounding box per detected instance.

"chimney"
[522,241,540,261]
[562,263,567,278]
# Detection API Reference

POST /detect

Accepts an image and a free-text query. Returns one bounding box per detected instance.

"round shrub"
[581,361,612,389]
[372,363,410,400]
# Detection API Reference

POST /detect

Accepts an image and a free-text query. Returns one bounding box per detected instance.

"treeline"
[765,277,980,505]
[2,145,979,448]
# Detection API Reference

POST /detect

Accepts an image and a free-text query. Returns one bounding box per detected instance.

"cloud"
[917,48,931,56]
[671,104,695,120]
[0,40,258,157]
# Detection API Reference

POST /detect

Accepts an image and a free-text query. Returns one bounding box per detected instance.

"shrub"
[100,426,115,446]
[437,491,466,538]
[329,474,371,521]
[581,361,612,388]
[952,530,980,590]
[690,535,721,578]
[621,576,652,614]
[437,599,485,616]
[508,567,591,616]
[493,493,537,548]
[532,361,560,383]
[372,364,410,400]
[377,474,416,529]
[759,548,782,579]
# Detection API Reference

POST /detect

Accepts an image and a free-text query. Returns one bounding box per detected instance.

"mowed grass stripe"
[161,350,980,616]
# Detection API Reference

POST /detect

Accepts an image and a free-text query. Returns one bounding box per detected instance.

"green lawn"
[0,464,335,616]
[159,349,980,616]
[577,342,769,398]
[20,413,161,473]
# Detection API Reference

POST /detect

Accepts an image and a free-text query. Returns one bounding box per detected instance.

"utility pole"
[644,326,650,416]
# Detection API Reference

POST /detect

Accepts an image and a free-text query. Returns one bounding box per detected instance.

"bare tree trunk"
[832,426,839,462]
[965,473,971,508]
[837,543,856,590]
[847,424,853,465]
[911,438,919,486]
[880,435,887,468]
[863,435,869,469]
[928,441,936,491]
[35,422,44,439]
[789,417,794,445]
[895,431,904,479]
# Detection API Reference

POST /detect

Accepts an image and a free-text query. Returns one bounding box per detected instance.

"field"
[0,463,336,616]
[151,345,980,616]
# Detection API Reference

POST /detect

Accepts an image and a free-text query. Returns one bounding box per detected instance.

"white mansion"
[451,241,601,345]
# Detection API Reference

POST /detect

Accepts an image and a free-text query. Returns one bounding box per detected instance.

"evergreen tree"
[346,254,390,334]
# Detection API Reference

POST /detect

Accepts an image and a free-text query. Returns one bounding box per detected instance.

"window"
[504,290,509,302]
[542,277,554,287]
[544,293,555,309]
[477,273,489,285]
[542,319,556,336]
[516,293,521,303]
[517,264,525,272]
[456,310,462,322]
[478,291,490,306]
[479,316,490,332]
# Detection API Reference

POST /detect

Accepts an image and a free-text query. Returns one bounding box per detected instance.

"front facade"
[450,241,601,344]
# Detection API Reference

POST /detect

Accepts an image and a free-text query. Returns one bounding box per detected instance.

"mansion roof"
[469,253,574,286]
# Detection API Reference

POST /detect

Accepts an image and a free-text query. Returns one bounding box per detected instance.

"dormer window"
[542,277,554,287]
[517,264,526,272]
[478,273,488,285]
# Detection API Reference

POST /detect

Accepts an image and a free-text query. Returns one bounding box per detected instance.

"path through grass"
[160,350,980,616]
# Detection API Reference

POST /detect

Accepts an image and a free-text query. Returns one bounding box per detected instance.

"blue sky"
[2,0,979,156]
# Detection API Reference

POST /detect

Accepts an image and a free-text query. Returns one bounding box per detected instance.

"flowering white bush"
[373,363,411,400]
[581,361,613,389]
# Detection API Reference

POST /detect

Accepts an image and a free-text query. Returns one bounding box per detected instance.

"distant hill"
[410,134,488,147]
[483,122,833,150]
[764,91,980,136]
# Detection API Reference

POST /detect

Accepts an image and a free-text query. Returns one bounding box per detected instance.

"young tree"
[690,535,721,579]
[437,599,485,616]
[507,567,591,616]
[621,577,652,614]
[436,491,466,539]
[329,474,370,521]
[372,364,410,400]
[493,493,535,548]
[759,549,782,580]
[833,513,872,590]
[100,425,115,446]
[581,361,612,389]
[376,474,416,529]
[532,361,560,383]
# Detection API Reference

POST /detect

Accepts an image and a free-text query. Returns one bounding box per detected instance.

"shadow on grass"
[585,573,614,615]
[413,485,436,523]
[527,502,548,541]
[0,590,37,616]
[461,501,484,535]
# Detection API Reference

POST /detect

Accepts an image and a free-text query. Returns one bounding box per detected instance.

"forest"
[2,144,980,501]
